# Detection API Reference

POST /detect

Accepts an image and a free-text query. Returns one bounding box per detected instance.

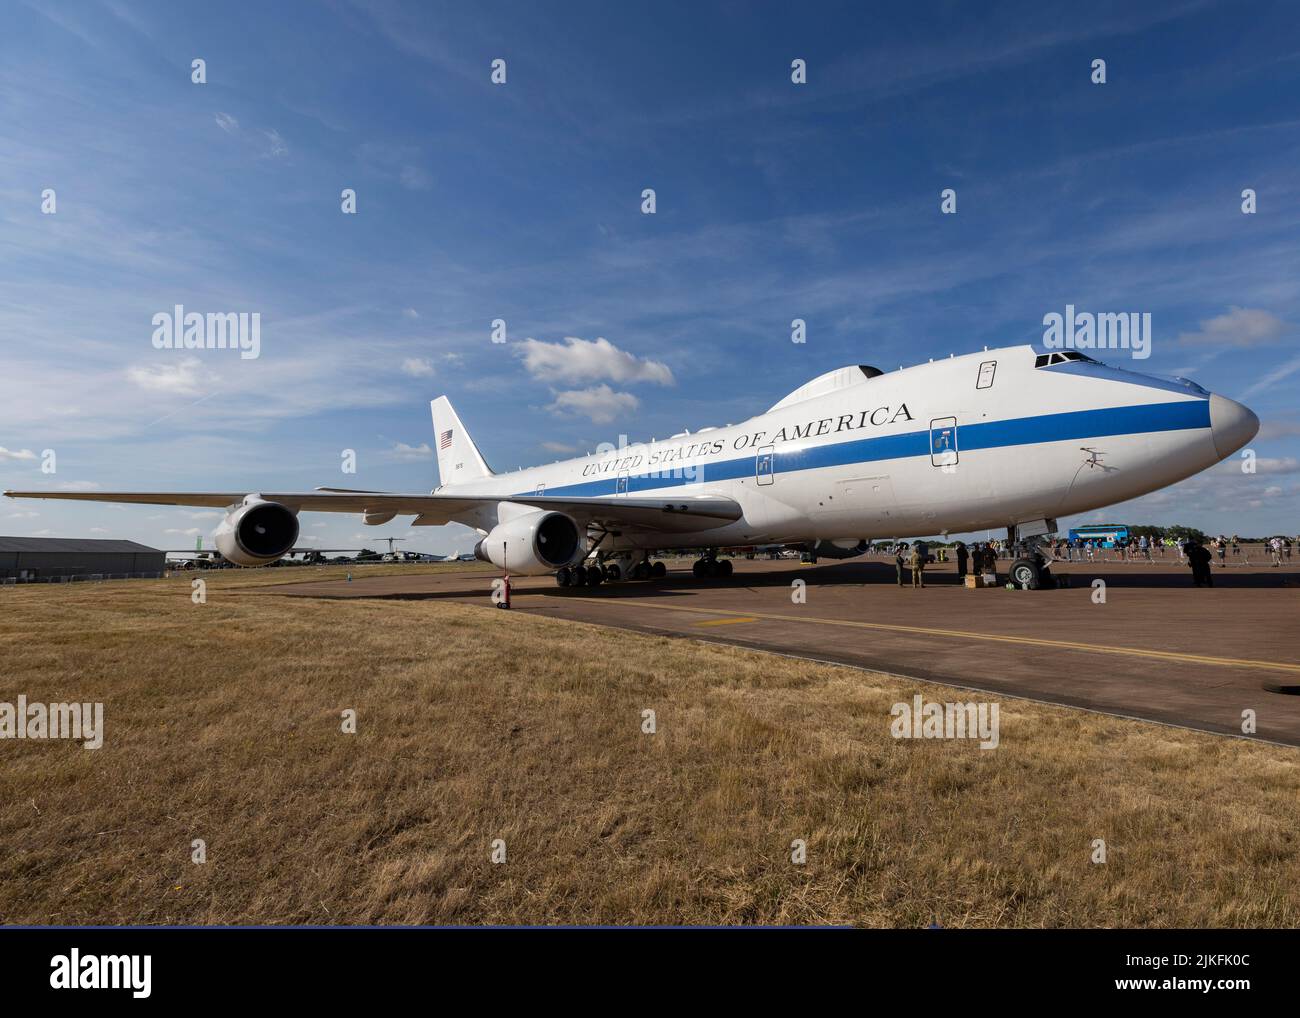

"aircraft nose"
[1209,393,1259,459]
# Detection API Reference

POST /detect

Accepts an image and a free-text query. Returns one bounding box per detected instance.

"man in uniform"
[895,542,909,587]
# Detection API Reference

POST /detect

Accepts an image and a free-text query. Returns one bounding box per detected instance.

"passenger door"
[755,445,775,486]
[929,417,958,468]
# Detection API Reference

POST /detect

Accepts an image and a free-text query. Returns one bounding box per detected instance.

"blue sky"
[2,0,1298,554]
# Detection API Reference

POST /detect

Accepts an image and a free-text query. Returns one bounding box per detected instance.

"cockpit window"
[1035,351,1099,367]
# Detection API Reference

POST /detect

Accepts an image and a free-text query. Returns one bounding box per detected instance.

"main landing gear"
[554,564,602,588]
[555,558,666,587]
[691,550,733,579]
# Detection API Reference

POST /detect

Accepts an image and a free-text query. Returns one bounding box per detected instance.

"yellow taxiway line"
[566,597,1300,675]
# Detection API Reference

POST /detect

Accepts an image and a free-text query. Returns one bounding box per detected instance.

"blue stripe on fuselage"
[518,399,1211,499]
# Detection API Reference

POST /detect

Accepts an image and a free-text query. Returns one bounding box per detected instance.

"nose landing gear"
[1007,531,1058,590]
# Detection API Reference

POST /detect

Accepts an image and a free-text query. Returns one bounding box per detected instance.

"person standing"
[1187,540,1213,587]
[910,543,925,588]
[895,543,908,587]
[955,541,969,579]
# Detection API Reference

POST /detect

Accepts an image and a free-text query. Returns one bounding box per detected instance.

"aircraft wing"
[3,489,743,534]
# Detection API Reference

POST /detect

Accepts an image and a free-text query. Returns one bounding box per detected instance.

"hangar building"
[0,536,166,581]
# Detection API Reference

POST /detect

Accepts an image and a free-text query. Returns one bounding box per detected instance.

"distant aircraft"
[6,345,1257,591]
[163,546,359,565]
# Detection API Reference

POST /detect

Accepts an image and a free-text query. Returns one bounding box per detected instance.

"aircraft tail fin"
[430,396,494,488]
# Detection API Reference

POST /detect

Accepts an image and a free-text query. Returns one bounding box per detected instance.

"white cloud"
[1242,352,1300,399]
[540,440,579,454]
[214,112,239,133]
[401,357,435,377]
[57,480,100,491]
[7,511,39,518]
[164,527,201,536]
[1257,419,1300,441]
[89,526,109,533]
[126,358,211,397]
[1178,306,1289,347]
[546,385,639,425]
[261,128,288,158]
[391,441,433,460]
[1245,456,1300,476]
[0,446,37,461]
[518,336,673,387]
[402,308,420,320]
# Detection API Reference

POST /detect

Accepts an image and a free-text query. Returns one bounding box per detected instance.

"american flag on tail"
[439,428,454,450]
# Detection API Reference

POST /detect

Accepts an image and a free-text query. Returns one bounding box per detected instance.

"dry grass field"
[2,564,1298,927]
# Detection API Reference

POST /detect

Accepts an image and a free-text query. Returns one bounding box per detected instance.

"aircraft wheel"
[573,565,588,585]
[1009,558,1041,590]
[633,561,651,580]
[556,567,572,587]
[692,559,707,579]
[603,564,621,582]
[651,560,666,578]
[717,558,733,578]
[586,565,603,586]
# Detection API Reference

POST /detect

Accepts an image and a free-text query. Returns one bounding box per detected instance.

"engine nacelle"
[810,539,868,559]
[214,499,300,566]
[474,510,582,574]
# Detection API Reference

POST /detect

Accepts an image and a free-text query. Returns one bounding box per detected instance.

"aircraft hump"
[768,364,882,412]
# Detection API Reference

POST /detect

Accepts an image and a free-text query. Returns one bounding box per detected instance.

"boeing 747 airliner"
[5,345,1258,589]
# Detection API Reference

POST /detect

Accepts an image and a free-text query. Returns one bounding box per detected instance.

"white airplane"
[5,344,1257,590]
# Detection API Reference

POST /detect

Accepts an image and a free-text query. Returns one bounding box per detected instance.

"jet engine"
[214,499,300,566]
[804,539,869,560]
[474,510,582,574]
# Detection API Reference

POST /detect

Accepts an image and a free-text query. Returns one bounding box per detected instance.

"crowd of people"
[878,532,1295,589]
[1041,533,1297,566]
